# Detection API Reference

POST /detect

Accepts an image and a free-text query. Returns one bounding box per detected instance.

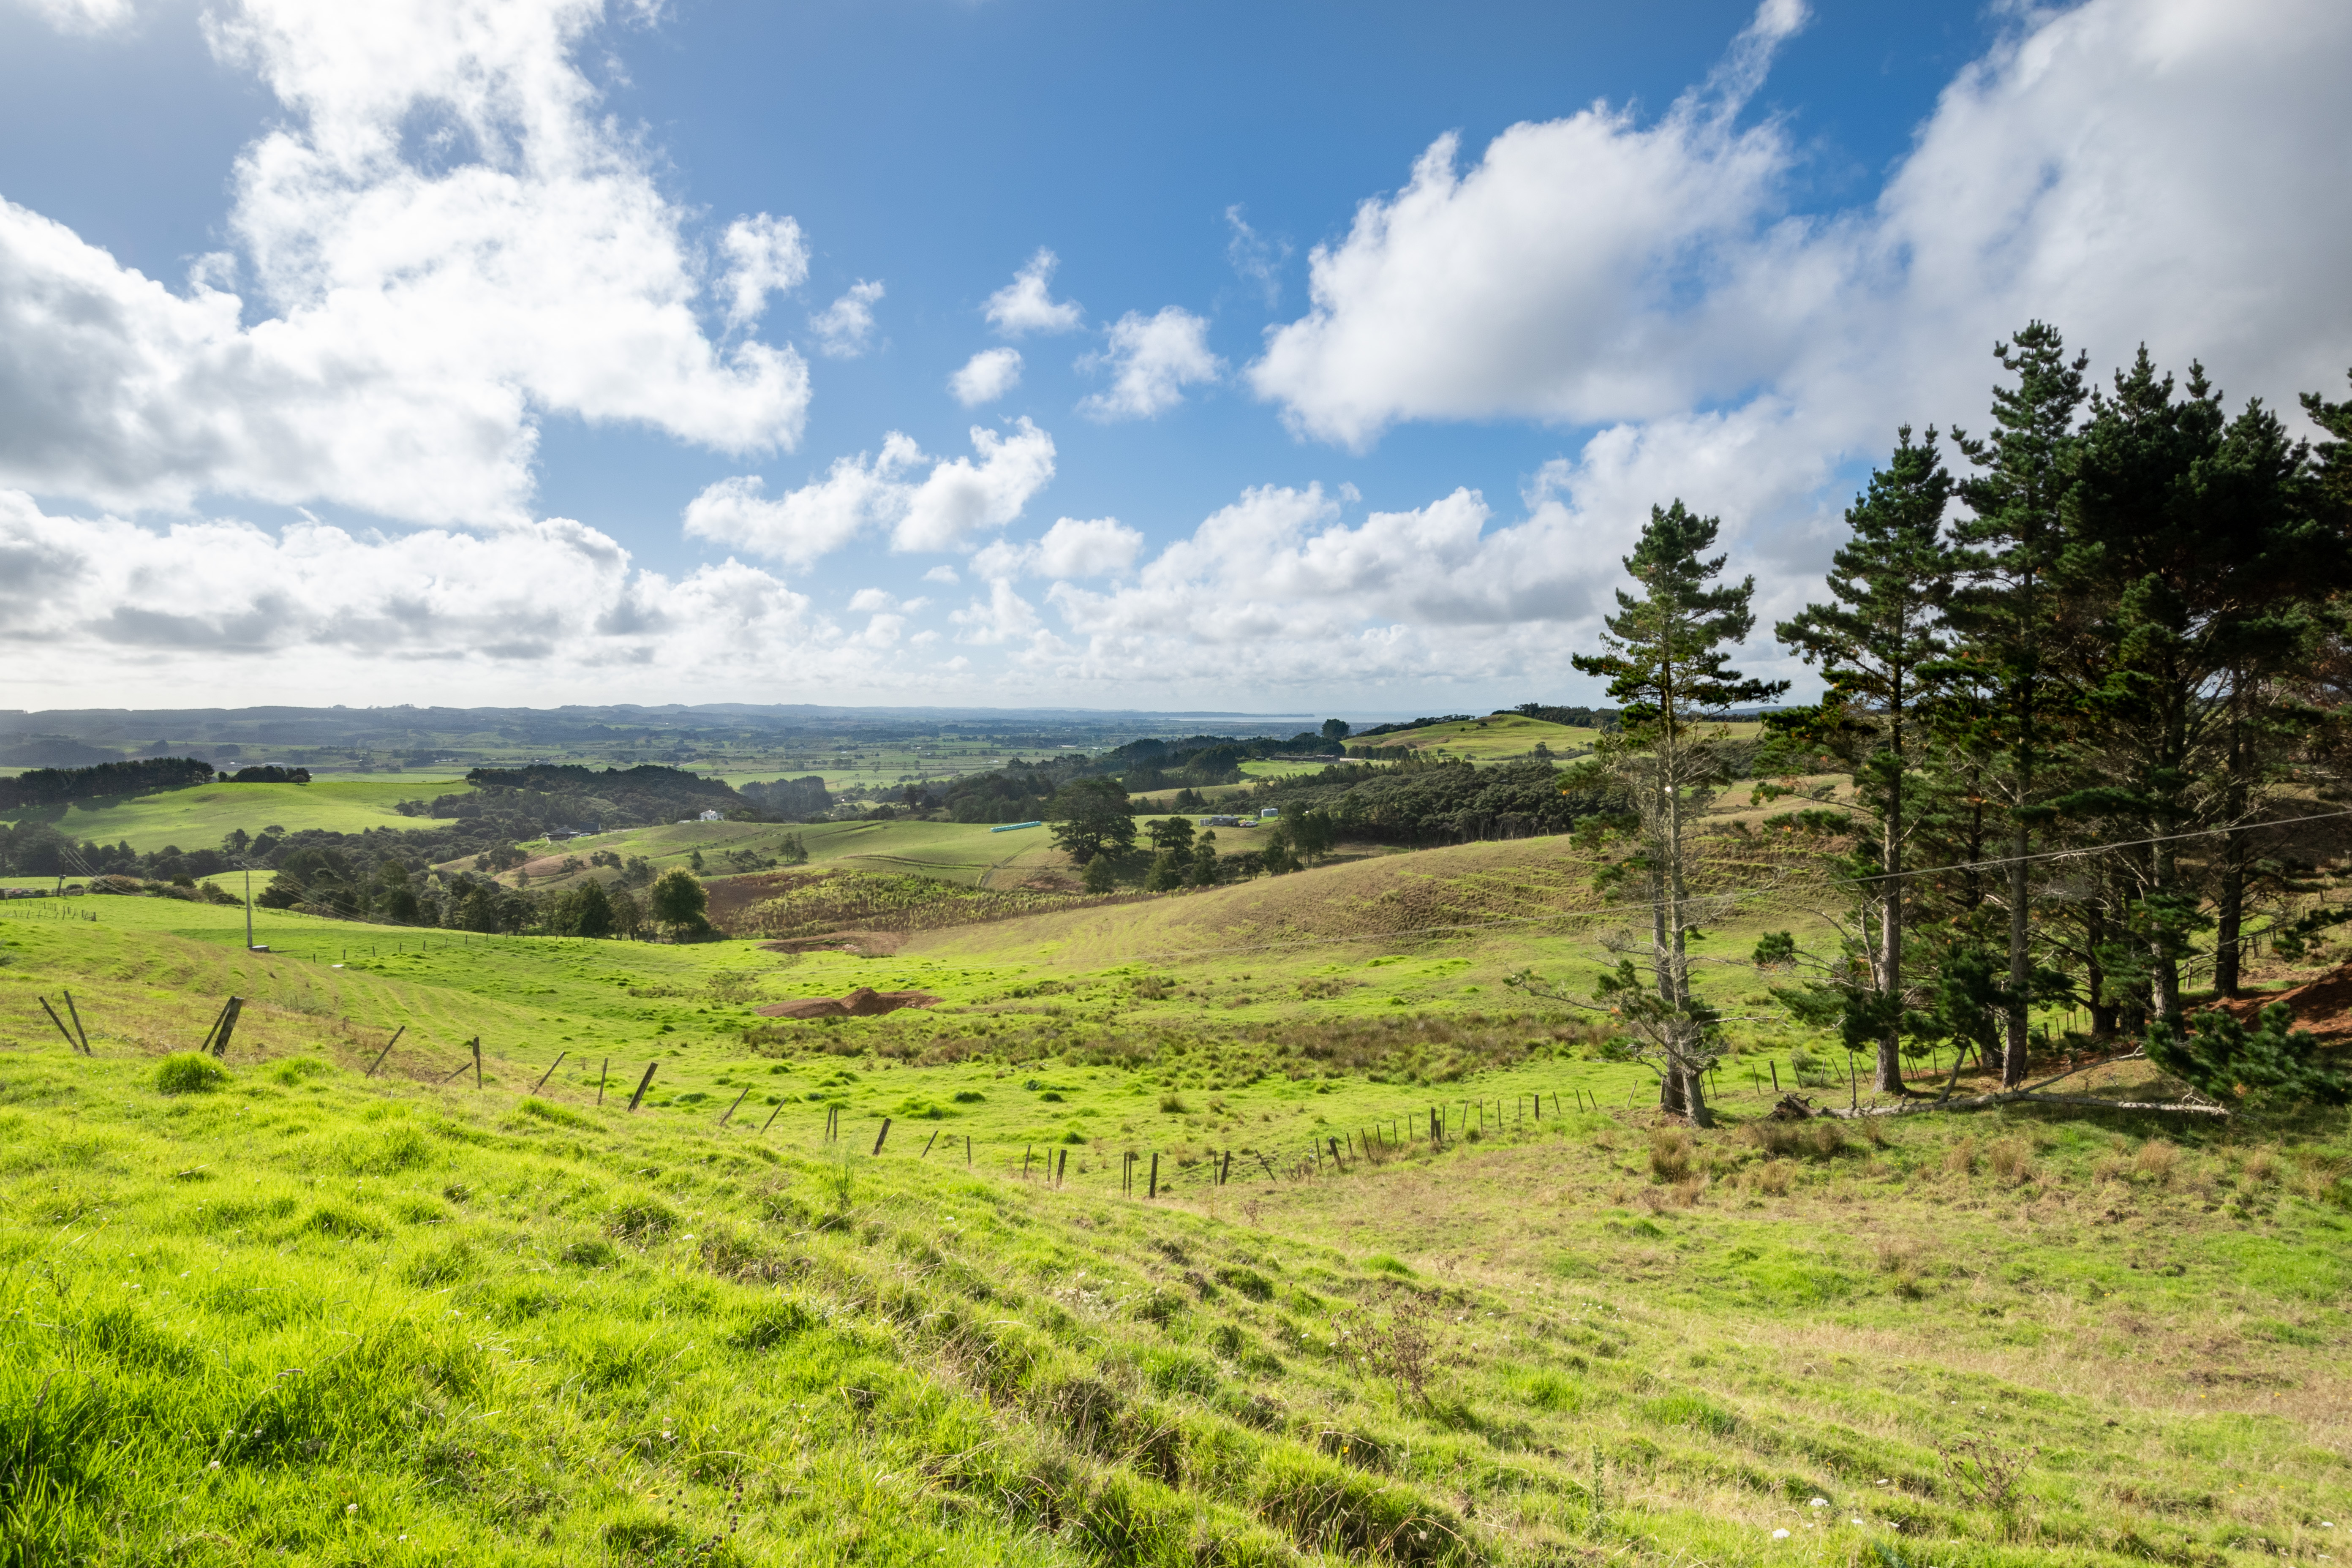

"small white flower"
[346,1504,358,1515]
[1851,1518,1865,1525]
[1772,1528,1790,1539]
[208,1461,220,1470]
[1809,1497,1828,1507]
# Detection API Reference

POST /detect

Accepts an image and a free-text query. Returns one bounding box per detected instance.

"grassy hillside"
[4,904,2350,1566]
[0,779,474,852]
[5,833,2351,1567]
[1348,717,1599,761]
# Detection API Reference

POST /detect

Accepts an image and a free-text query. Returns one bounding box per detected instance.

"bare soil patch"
[753,985,940,1019]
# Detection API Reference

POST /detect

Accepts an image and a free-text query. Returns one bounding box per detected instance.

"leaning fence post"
[598,1058,610,1105]
[760,1098,786,1133]
[873,1118,892,1156]
[38,997,81,1054]
[626,1062,658,1112]
[719,1086,750,1126]
[61,992,91,1054]
[366,1026,405,1078]
[533,1051,567,1092]
[922,1130,939,1158]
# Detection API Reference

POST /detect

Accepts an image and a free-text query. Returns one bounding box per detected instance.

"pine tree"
[1946,323,2088,1086]
[1775,427,1957,1091]
[1560,501,1788,1126]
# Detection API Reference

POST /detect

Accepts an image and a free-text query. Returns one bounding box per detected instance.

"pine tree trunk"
[1875,770,1906,1094]
[2004,820,2031,1087]
[2084,904,2118,1041]
[2214,844,2246,998]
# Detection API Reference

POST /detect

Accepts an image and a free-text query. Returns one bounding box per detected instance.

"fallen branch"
[1826,1087,2227,1120]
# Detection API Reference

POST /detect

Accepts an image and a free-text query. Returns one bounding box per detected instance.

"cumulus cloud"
[721,214,811,329]
[0,0,814,526]
[969,515,1143,581]
[683,419,1056,564]
[984,248,1083,336]
[0,488,885,705]
[948,346,1023,406]
[1079,307,1221,420]
[1252,0,2352,463]
[809,279,885,358]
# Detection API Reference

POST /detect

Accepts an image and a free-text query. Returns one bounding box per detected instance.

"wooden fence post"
[922,1130,939,1158]
[760,1098,785,1133]
[471,1037,483,1089]
[1148,1153,1159,1200]
[38,998,81,1054]
[366,1026,405,1078]
[1056,1148,1067,1187]
[873,1118,892,1156]
[533,1050,567,1092]
[61,992,91,1054]
[719,1086,750,1126]
[626,1062,658,1112]
[598,1058,609,1105]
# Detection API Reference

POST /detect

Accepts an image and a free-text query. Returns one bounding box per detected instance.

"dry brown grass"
[1944,1135,1980,1175]
[2133,1138,2182,1186]
[1986,1136,2035,1183]
[1648,1126,1695,1181]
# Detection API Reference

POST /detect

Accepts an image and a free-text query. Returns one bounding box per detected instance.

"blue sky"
[1,0,2347,714]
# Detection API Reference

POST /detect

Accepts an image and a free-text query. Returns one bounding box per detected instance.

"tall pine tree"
[1775,427,1957,1092]
[1563,501,1788,1126]
[1946,324,2087,1086]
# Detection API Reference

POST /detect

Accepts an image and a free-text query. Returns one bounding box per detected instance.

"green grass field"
[1348,716,1601,760]
[3,836,2349,1566]
[1,779,474,852]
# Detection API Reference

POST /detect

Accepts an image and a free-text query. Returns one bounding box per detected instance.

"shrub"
[270,1055,331,1085]
[154,1053,227,1095]
[2148,1002,2350,1108]
[1944,1136,1980,1175]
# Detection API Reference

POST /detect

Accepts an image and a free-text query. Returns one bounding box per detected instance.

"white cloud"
[984,248,1083,336]
[948,346,1023,406]
[721,213,811,329]
[681,432,922,567]
[949,576,1047,647]
[894,419,1058,552]
[969,515,1143,580]
[683,418,1055,563]
[1079,307,1220,421]
[19,0,136,34]
[922,564,960,585]
[0,0,814,527]
[810,279,885,358]
[0,489,893,705]
[847,587,895,613]
[1250,0,2352,471]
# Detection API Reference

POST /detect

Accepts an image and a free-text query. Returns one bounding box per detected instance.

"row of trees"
[1516,324,2352,1124]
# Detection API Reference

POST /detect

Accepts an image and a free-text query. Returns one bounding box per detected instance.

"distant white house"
[698,809,722,822]
[1259,807,1280,819]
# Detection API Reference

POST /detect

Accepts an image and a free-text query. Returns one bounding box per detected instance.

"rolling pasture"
[0,777,475,851]
[1,834,2348,1566]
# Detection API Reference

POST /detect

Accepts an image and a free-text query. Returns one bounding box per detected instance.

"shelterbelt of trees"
[1498,325,2352,1126]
